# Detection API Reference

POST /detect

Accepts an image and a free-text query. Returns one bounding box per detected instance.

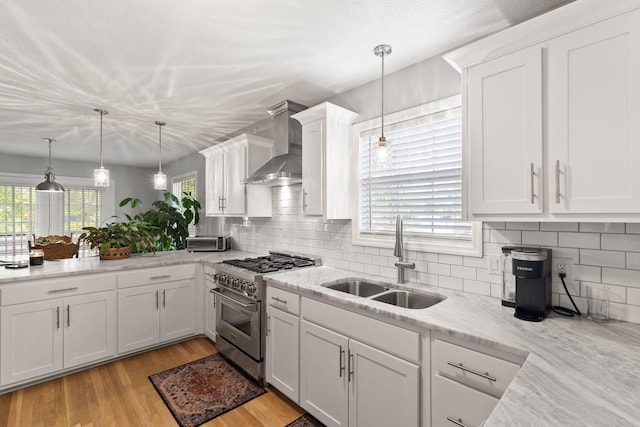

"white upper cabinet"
[547,9,640,214]
[446,0,640,221]
[467,47,543,215]
[199,134,273,217]
[293,103,358,219]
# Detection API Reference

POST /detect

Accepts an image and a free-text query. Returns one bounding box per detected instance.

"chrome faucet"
[393,215,415,284]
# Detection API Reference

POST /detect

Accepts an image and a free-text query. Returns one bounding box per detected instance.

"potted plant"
[120,191,200,251]
[79,218,158,260]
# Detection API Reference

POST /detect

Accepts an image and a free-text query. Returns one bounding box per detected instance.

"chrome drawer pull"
[555,160,561,204]
[48,287,79,294]
[446,416,469,427]
[56,306,60,329]
[150,275,171,280]
[271,297,288,305]
[348,350,354,382]
[339,346,345,378]
[67,304,70,327]
[447,361,497,382]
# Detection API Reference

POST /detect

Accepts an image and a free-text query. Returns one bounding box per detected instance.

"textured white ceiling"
[0,0,573,167]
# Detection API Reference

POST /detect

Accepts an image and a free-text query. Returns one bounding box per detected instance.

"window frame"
[350,95,482,257]
[171,171,198,237]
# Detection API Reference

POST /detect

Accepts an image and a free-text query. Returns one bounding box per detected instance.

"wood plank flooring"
[0,337,304,427]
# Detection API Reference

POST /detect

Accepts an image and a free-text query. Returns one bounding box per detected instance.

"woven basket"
[99,246,131,260]
[30,235,79,260]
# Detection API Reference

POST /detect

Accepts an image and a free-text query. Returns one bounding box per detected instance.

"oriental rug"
[286,413,326,427]
[149,353,266,427]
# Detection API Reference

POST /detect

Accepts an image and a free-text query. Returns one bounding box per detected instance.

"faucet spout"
[393,215,415,284]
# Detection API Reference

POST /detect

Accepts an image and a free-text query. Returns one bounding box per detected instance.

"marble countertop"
[265,266,640,427]
[0,249,257,284]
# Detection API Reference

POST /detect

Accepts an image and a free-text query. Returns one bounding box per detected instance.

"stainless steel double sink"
[321,279,444,310]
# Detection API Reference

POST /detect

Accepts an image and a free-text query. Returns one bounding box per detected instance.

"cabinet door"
[302,119,324,216]
[1,299,63,386]
[206,151,226,215]
[348,339,419,427]
[300,320,348,427]
[204,284,217,341]
[467,47,543,215]
[64,291,116,369]
[117,284,160,354]
[224,144,247,215]
[548,10,640,213]
[266,307,300,403]
[160,279,196,342]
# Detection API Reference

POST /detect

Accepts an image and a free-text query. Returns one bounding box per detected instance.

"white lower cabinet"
[204,271,217,341]
[431,375,498,427]
[298,297,420,427]
[0,291,116,386]
[266,305,300,402]
[117,279,196,354]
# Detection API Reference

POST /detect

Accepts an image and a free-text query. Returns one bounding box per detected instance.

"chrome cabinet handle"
[156,290,159,309]
[266,314,270,337]
[162,289,166,308]
[555,160,560,204]
[210,288,258,311]
[56,306,60,329]
[48,287,79,294]
[530,162,535,204]
[447,361,497,382]
[446,416,469,427]
[218,196,222,211]
[150,275,170,280]
[302,189,307,209]
[67,304,70,327]
[339,346,345,378]
[348,350,354,382]
[271,296,288,305]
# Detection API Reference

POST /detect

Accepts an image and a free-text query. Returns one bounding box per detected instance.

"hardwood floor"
[0,337,304,427]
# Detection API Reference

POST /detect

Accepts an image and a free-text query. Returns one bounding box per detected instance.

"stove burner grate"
[223,254,315,273]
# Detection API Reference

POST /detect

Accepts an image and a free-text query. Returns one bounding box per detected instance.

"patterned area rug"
[149,353,266,427]
[286,413,326,427]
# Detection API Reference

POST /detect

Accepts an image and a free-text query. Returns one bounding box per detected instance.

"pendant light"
[373,44,392,168]
[93,108,110,187]
[153,120,167,190]
[36,138,65,192]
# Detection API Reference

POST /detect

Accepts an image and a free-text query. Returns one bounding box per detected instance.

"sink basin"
[324,280,389,297]
[372,290,443,309]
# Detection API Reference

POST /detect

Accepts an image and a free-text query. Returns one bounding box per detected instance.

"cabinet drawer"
[1,274,116,306]
[432,339,521,397]
[432,374,498,427]
[117,264,196,288]
[267,287,300,315]
[302,297,419,363]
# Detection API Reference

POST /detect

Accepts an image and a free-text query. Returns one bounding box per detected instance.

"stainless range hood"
[242,100,307,186]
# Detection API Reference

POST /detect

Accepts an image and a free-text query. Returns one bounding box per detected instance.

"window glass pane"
[359,106,472,240]
[64,188,102,243]
[0,185,36,257]
[172,176,197,237]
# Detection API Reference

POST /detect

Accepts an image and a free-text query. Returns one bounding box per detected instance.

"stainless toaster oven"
[186,236,231,252]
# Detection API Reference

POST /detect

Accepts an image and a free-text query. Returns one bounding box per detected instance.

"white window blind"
[64,188,103,238]
[0,185,36,257]
[359,105,472,241]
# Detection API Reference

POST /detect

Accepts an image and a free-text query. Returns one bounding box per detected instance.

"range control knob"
[246,283,257,294]
[232,278,241,289]
[214,273,224,284]
[240,282,248,292]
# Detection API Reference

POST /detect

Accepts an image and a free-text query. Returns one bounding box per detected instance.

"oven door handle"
[210,288,259,311]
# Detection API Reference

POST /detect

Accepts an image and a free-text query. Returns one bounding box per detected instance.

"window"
[171,172,197,237]
[64,188,103,237]
[0,185,37,257]
[352,95,482,256]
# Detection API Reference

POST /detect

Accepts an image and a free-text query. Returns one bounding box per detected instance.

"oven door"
[212,287,261,360]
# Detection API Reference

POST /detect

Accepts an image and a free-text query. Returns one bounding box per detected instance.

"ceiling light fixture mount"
[373,43,392,168]
[36,138,65,192]
[93,108,110,187]
[154,120,167,190]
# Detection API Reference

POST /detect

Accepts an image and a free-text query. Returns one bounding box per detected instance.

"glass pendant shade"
[154,172,167,190]
[373,44,392,169]
[36,138,64,192]
[94,108,110,187]
[94,166,110,187]
[154,121,167,190]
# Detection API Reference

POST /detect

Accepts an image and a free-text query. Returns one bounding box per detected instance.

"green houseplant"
[119,191,200,252]
[79,218,158,259]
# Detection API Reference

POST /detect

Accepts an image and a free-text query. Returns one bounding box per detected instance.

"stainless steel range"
[211,251,320,384]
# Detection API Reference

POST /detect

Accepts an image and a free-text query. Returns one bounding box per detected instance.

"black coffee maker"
[512,248,552,322]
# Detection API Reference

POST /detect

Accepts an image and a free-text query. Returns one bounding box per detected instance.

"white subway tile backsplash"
[451,265,477,280]
[558,232,600,249]
[428,262,451,276]
[522,231,558,247]
[223,186,640,325]
[580,282,626,303]
[602,233,640,252]
[579,249,626,268]
[540,222,579,232]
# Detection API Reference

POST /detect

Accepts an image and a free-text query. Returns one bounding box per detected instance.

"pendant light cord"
[381,49,385,138]
[94,109,108,168]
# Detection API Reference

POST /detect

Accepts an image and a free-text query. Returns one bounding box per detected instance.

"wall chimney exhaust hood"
[242,100,307,186]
